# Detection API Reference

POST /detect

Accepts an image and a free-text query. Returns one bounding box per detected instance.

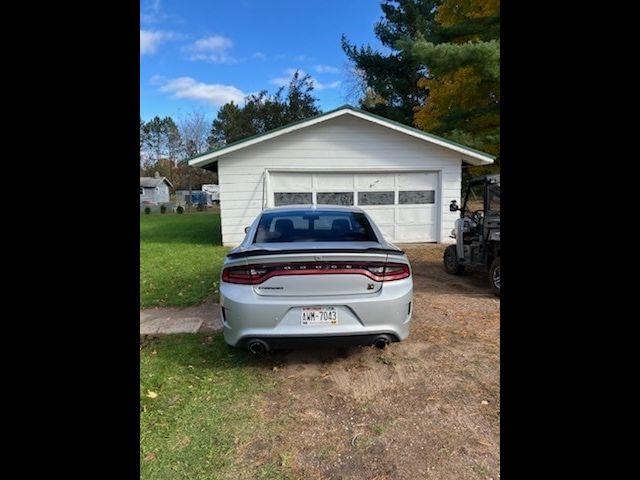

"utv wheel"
[489,257,500,296]
[443,245,464,274]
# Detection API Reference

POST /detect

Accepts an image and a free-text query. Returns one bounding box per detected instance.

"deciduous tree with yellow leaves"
[406,0,500,172]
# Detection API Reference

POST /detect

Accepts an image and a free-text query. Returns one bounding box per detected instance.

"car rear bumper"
[220,278,413,347]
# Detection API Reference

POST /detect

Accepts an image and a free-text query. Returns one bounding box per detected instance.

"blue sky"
[140,0,387,122]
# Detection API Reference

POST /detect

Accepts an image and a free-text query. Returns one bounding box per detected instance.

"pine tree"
[208,102,253,147]
[341,0,442,125]
[208,71,321,148]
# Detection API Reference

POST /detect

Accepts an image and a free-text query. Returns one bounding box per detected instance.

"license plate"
[301,306,338,325]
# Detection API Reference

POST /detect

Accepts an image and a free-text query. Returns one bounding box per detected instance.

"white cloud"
[149,74,165,85]
[141,0,167,24]
[156,76,247,106]
[140,30,174,55]
[184,35,236,63]
[193,35,233,51]
[269,77,290,87]
[253,51,267,61]
[269,67,299,88]
[270,68,341,91]
[315,80,342,90]
[315,64,340,74]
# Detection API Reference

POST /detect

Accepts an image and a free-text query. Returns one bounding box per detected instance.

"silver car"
[219,205,413,352]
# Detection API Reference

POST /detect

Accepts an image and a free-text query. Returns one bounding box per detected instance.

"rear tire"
[489,257,500,296]
[444,245,464,274]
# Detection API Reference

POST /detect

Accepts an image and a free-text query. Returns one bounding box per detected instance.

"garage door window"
[399,190,435,204]
[317,192,354,205]
[358,191,394,205]
[274,192,312,206]
[269,172,439,242]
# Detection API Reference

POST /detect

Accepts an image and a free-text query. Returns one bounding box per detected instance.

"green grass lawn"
[140,213,287,478]
[140,334,276,479]
[140,211,228,308]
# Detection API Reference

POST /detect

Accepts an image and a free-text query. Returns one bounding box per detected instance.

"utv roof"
[468,174,500,185]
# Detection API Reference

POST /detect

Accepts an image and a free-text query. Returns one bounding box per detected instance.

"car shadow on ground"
[267,342,380,365]
[141,331,374,372]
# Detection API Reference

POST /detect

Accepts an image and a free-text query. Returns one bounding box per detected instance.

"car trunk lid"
[253,252,389,297]
[223,242,409,297]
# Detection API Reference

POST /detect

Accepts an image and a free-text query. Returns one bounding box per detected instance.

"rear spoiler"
[227,247,405,259]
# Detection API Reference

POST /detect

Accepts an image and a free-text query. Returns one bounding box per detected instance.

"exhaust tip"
[373,335,391,349]
[247,339,269,354]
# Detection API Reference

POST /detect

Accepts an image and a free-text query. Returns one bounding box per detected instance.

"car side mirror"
[449,200,460,212]
[244,226,251,234]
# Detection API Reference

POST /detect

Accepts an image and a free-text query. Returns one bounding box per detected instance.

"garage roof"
[188,104,495,168]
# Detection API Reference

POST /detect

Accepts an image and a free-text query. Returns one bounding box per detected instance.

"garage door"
[270,172,438,242]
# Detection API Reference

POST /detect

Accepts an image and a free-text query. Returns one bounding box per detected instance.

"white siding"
[218,115,462,246]
[140,187,155,202]
[140,182,171,203]
[155,183,170,203]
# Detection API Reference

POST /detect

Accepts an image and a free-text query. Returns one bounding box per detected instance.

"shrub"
[160,205,167,214]
[176,206,184,214]
[144,207,151,215]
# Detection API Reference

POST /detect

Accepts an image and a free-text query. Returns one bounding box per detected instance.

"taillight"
[222,261,410,284]
[221,267,268,284]
[378,263,411,281]
[363,263,410,280]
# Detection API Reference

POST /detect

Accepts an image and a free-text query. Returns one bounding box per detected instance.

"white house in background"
[140,173,173,204]
[188,105,495,247]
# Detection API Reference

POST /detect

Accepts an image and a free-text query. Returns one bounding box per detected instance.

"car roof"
[261,204,366,214]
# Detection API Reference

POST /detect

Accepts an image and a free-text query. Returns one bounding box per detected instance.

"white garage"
[189,106,494,247]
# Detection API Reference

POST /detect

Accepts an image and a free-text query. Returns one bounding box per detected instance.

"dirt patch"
[232,244,500,479]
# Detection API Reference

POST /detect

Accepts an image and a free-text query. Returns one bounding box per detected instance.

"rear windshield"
[254,210,378,243]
